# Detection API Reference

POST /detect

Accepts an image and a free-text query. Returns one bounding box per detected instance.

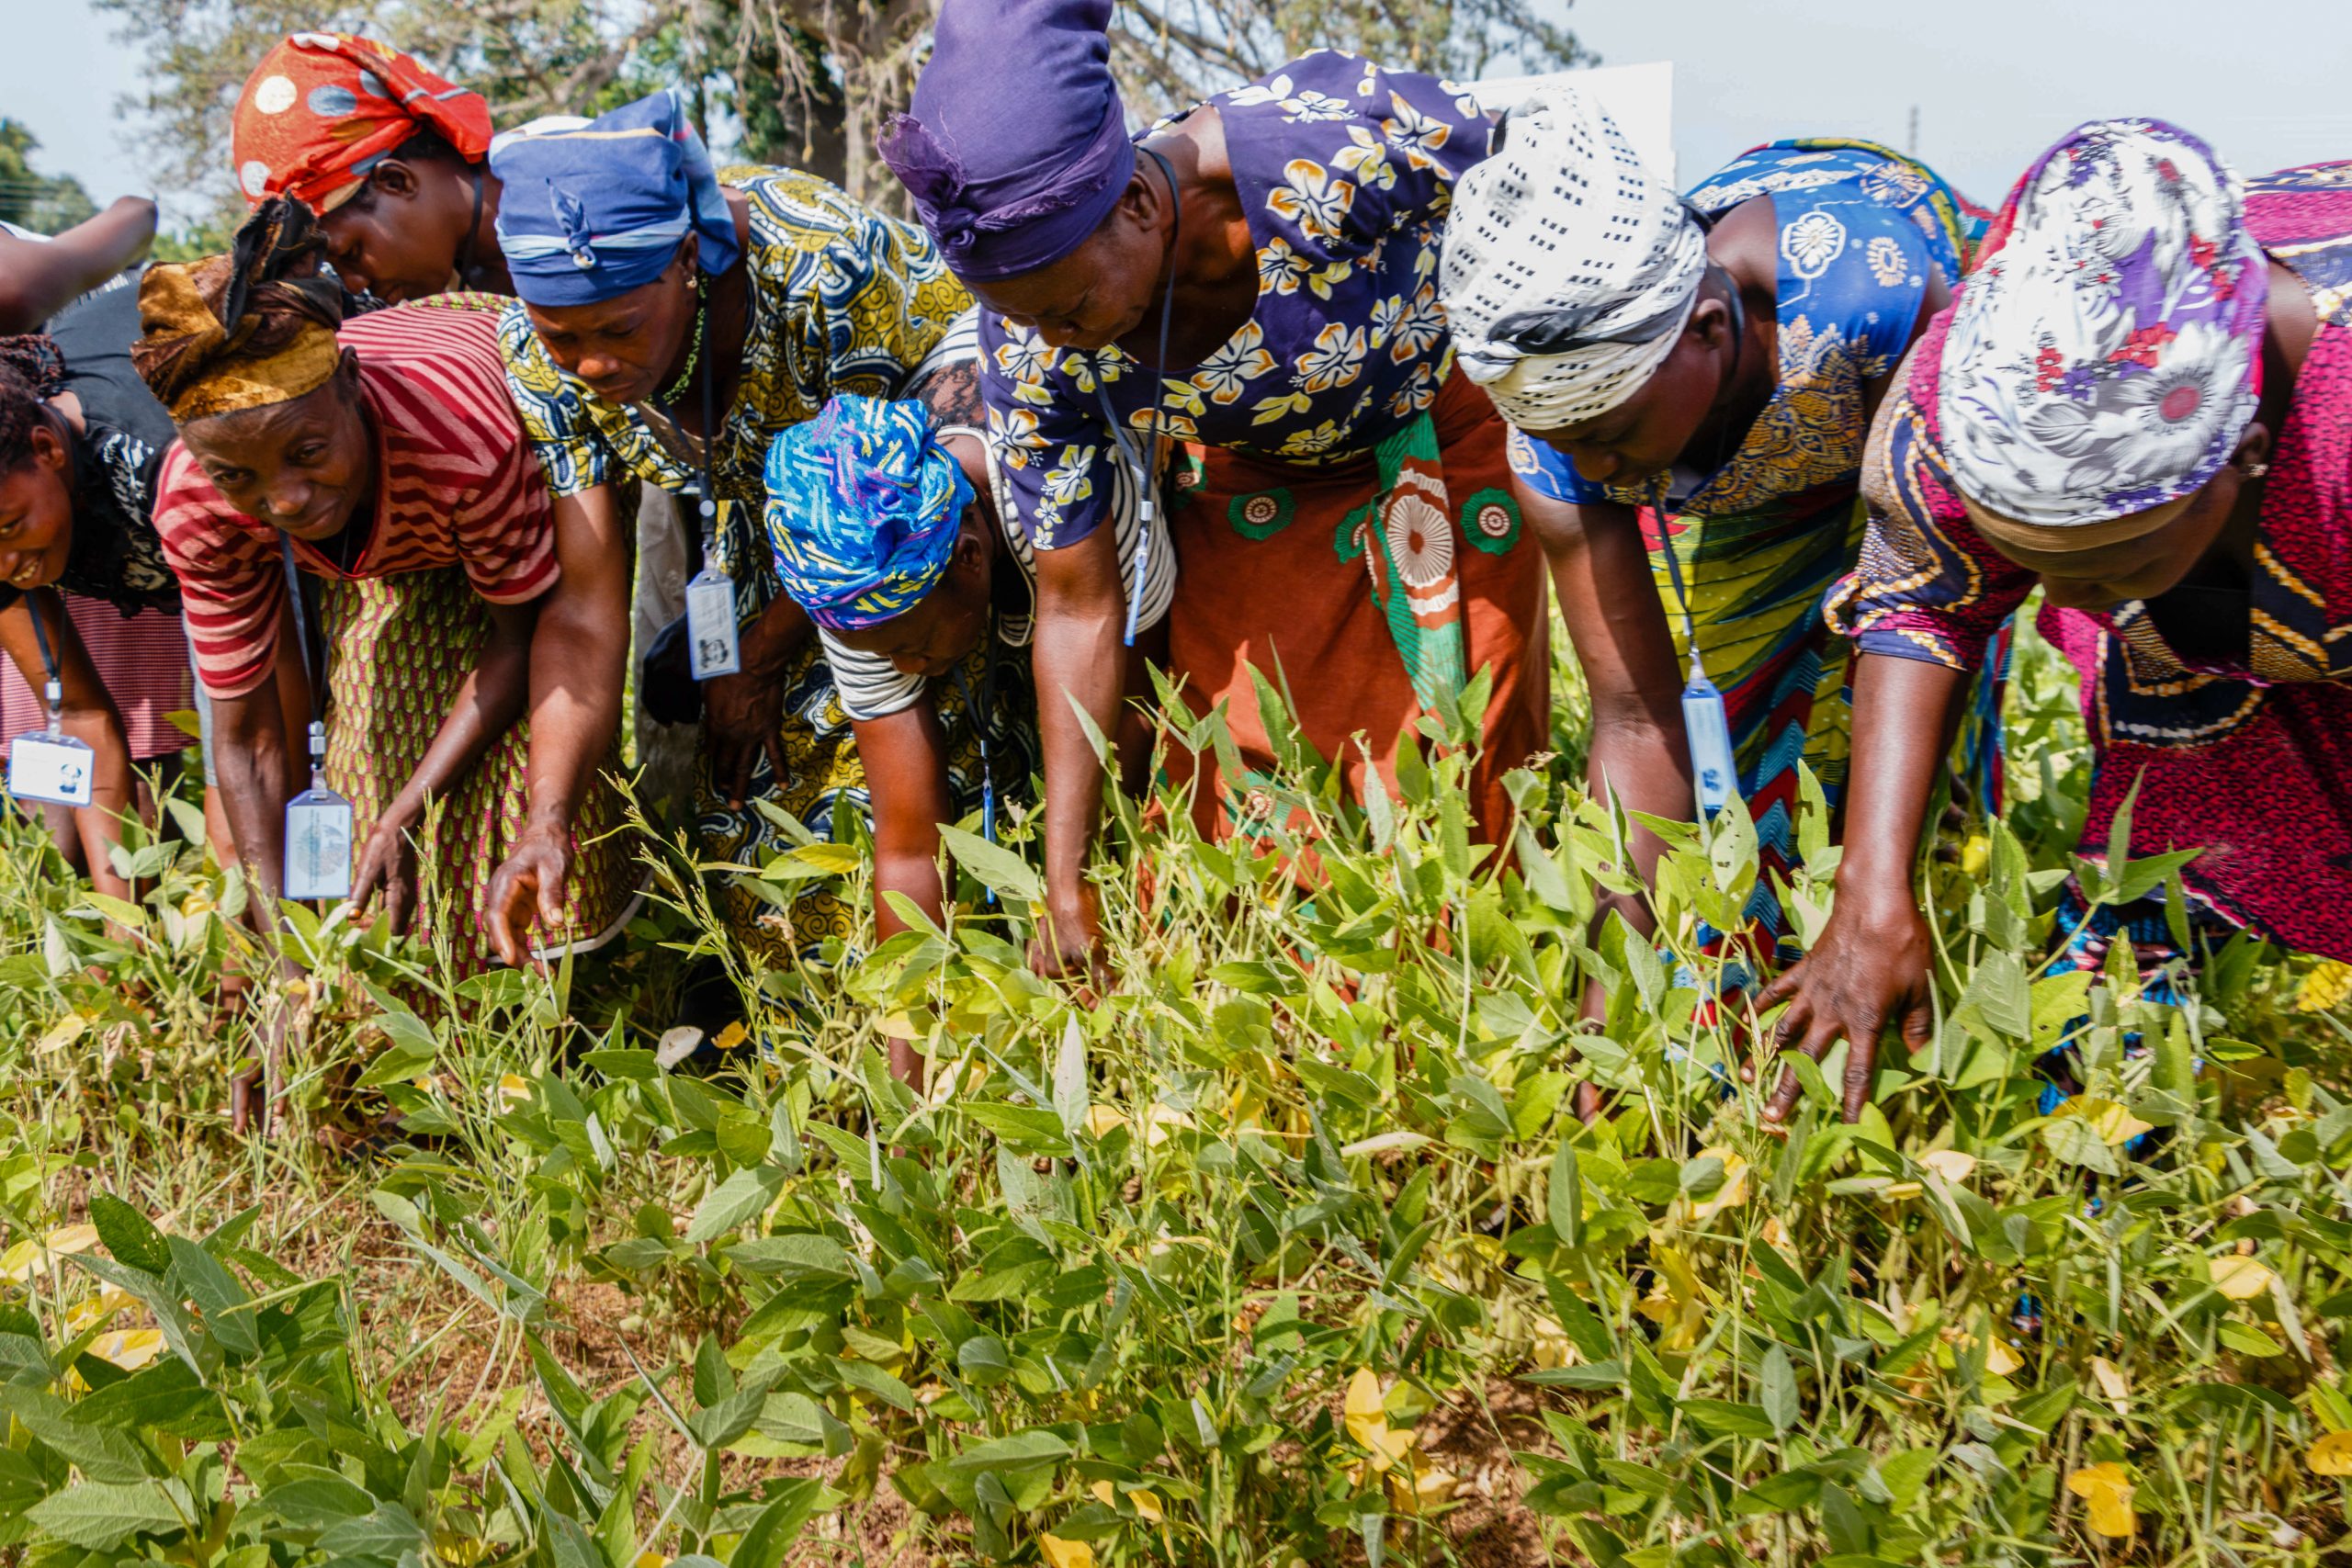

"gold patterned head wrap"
[133,197,345,424]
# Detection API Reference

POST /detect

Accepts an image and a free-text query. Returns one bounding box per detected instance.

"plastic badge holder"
[9,681,92,807]
[685,566,741,679]
[282,719,353,902]
[1681,662,1737,818]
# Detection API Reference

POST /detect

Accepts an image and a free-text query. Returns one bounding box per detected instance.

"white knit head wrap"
[1441,83,1708,429]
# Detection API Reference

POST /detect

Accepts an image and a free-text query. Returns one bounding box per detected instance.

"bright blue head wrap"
[766,396,975,631]
[491,88,741,307]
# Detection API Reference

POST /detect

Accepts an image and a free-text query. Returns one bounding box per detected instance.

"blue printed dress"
[1511,141,1987,929]
[978,51,1551,836]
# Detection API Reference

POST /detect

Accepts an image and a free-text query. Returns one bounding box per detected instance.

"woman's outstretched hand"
[1751,886,1936,1124]
[486,822,572,968]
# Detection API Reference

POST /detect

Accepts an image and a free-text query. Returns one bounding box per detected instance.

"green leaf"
[2039,1116,2121,1177]
[937,825,1044,906]
[1547,1140,1581,1248]
[684,1167,786,1245]
[726,1233,854,1280]
[942,1427,1071,1476]
[1759,1345,1799,1434]
[167,1236,259,1357]
[25,1479,185,1549]
[87,1193,170,1276]
[729,1478,836,1568]
[1052,1016,1088,1139]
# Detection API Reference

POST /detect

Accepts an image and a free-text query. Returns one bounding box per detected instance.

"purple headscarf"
[878,0,1136,281]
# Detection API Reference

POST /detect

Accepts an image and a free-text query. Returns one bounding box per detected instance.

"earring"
[2244,459,2271,479]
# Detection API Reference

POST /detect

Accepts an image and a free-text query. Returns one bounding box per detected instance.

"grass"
[0,619,2347,1567]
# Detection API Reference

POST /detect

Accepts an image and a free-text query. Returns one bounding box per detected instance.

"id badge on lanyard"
[685,561,741,680]
[277,541,353,902]
[10,603,93,807]
[1655,489,1737,818]
[10,725,94,807]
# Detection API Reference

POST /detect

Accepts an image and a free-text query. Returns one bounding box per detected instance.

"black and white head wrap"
[1441,84,1707,428]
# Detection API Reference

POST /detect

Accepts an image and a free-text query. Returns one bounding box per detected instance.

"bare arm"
[1525,482,1693,939]
[352,594,539,931]
[484,488,631,964]
[0,591,136,897]
[853,702,958,1087]
[1027,522,1128,981]
[0,198,157,333]
[705,590,815,807]
[1755,650,1965,1122]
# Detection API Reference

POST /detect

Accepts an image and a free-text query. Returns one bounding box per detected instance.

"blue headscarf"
[491,88,741,307]
[766,396,975,631]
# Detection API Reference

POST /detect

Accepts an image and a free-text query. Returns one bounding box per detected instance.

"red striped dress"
[146,299,637,976]
[153,305,560,698]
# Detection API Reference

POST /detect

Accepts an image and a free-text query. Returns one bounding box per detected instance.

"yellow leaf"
[712,1021,749,1051]
[1090,1479,1114,1507]
[1529,1315,1572,1371]
[2088,1356,2129,1414]
[36,1015,87,1055]
[495,1074,533,1109]
[1037,1533,1093,1568]
[1343,1367,1387,1450]
[2308,1431,2352,1475]
[2298,959,2352,1013]
[1984,1337,2022,1377]
[2066,1462,2137,1538]
[1131,1488,1163,1525]
[2060,1097,2154,1146]
[63,1288,135,1335]
[1683,1150,1749,1221]
[634,1554,672,1568]
[1143,1105,1195,1148]
[1921,1149,1978,1183]
[2211,1256,2275,1300]
[87,1328,164,1371]
[877,1012,927,1041]
[1877,1181,1923,1201]
[45,1225,96,1256]
[1086,1105,1128,1139]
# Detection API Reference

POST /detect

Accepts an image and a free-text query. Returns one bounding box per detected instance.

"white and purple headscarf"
[1939,118,2269,535]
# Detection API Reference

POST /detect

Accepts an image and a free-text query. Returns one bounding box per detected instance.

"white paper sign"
[284,787,354,902]
[685,568,741,680]
[9,732,94,807]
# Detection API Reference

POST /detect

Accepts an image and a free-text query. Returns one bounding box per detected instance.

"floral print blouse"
[977,51,1491,548]
[500,167,970,595]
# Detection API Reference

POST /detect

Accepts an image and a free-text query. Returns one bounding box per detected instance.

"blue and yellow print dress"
[499,166,982,960]
[1512,140,1984,931]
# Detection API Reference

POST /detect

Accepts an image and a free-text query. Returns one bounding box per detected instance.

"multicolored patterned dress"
[1511,141,1987,928]
[978,51,1549,837]
[152,298,640,976]
[1827,163,2352,961]
[499,167,971,958]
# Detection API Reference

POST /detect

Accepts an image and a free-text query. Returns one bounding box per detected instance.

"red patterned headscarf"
[231,32,493,213]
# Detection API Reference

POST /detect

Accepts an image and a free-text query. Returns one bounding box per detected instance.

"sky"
[4,0,2350,228]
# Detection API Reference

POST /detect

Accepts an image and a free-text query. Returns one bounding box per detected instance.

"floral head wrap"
[132,199,345,425]
[491,88,741,308]
[765,396,975,631]
[1939,118,2269,546]
[231,32,493,212]
[1441,84,1709,430]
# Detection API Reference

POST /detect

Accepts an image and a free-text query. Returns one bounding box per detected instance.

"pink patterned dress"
[1828,164,2352,959]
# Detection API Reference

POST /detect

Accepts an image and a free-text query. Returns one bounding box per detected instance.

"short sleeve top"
[978,51,1491,550]
[155,303,559,697]
[1510,141,1979,517]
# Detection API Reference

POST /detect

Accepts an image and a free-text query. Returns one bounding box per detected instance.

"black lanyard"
[278,536,327,780]
[25,592,62,726]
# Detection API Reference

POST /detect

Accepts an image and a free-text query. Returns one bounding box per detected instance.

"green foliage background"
[0,624,2346,1565]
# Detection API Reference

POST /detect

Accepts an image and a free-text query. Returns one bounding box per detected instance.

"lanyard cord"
[948,635,998,845]
[25,592,62,726]
[1649,269,1747,682]
[278,536,327,785]
[1091,144,1180,649]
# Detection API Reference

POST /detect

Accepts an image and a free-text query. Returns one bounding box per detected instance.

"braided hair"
[0,334,67,471]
